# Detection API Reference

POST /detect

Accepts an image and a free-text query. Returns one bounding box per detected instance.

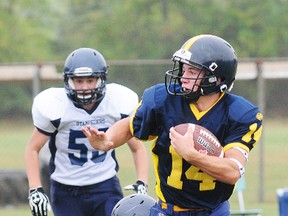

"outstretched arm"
[82,117,133,151]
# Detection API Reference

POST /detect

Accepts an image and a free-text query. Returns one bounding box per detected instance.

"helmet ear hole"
[220,84,228,92]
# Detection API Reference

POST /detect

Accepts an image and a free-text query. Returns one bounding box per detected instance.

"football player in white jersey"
[25,48,149,216]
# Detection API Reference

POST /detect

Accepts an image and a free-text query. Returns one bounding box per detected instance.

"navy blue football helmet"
[64,48,108,105]
[165,34,237,102]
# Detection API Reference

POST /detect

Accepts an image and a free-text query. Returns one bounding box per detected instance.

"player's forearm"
[106,117,133,148]
[134,158,149,184]
[25,129,49,188]
[25,150,42,188]
[187,153,241,185]
[132,145,149,184]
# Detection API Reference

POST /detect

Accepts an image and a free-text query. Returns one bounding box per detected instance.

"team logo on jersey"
[76,119,105,126]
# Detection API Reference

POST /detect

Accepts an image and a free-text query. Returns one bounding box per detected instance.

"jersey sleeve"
[131,84,166,140]
[106,83,139,117]
[223,99,263,152]
[32,88,67,134]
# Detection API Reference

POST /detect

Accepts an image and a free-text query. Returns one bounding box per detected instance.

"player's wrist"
[29,186,44,192]
[29,185,43,191]
[123,180,148,194]
[136,180,147,187]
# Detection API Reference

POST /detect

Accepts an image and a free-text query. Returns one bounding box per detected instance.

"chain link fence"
[1,58,288,119]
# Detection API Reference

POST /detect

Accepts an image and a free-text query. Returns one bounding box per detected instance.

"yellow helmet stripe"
[182,34,208,50]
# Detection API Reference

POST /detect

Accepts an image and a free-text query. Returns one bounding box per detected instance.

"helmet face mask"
[165,61,217,101]
[63,48,108,106]
[65,74,106,105]
[165,34,237,102]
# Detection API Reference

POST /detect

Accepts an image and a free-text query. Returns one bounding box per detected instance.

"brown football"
[174,123,224,157]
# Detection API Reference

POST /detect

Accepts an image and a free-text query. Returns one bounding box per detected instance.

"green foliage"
[1,0,288,119]
[0,0,56,62]
[0,0,288,63]
[0,83,32,120]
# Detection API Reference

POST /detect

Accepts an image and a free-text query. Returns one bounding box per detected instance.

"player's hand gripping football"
[82,125,113,151]
[171,123,223,159]
[28,187,50,216]
[124,180,148,195]
[169,124,198,161]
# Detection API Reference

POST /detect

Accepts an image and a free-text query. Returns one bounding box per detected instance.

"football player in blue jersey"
[83,34,263,216]
[25,48,149,216]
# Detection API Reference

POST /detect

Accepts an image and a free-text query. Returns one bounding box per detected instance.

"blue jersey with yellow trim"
[131,83,262,209]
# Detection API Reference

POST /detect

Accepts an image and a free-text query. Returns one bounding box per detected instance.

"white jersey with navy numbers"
[32,83,138,186]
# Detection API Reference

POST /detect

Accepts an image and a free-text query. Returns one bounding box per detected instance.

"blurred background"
[0,0,288,215]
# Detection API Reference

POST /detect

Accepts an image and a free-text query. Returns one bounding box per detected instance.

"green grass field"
[0,119,287,216]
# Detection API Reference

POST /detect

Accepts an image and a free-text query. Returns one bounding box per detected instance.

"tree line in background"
[1,0,288,120]
[0,0,287,63]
